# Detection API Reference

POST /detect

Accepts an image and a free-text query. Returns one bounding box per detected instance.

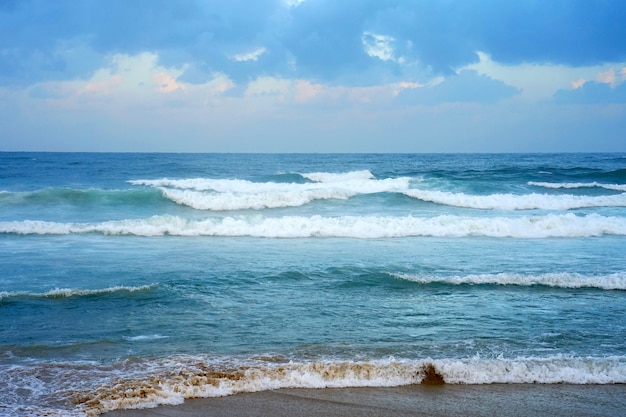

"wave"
[0,284,157,301]
[301,170,375,183]
[392,272,626,290]
[0,187,163,206]
[403,189,626,210]
[1,213,625,238]
[19,355,624,415]
[158,187,354,211]
[528,181,626,192]
[4,347,626,416]
[129,174,410,211]
[129,170,379,191]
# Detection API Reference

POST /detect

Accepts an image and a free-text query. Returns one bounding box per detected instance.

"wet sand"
[104,384,626,417]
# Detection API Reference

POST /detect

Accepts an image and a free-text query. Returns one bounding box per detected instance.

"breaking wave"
[528,181,626,192]
[1,213,625,238]
[0,285,157,301]
[403,189,626,210]
[130,173,409,211]
[301,170,375,183]
[392,272,626,290]
[6,355,623,416]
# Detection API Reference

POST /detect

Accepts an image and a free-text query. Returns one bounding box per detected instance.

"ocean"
[1,152,625,416]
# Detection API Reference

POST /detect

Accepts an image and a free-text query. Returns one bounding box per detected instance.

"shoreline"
[103,384,626,417]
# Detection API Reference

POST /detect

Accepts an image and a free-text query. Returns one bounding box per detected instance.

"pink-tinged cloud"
[78,75,123,96]
[596,68,616,85]
[294,80,322,102]
[152,72,186,93]
[571,79,586,89]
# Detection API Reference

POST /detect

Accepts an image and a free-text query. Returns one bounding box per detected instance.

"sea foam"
[403,189,626,210]
[62,355,626,415]
[1,213,625,238]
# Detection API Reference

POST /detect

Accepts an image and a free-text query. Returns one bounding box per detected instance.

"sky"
[1,0,626,153]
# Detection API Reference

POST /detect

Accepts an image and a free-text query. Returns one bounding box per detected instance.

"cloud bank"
[2,0,626,87]
[1,1,625,152]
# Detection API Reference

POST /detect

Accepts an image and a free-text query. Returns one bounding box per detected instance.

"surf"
[2,213,625,238]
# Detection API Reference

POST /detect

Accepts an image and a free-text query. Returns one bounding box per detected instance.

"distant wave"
[392,272,626,290]
[1,213,625,238]
[129,170,379,191]
[301,170,375,183]
[65,355,626,414]
[528,181,626,192]
[130,173,410,210]
[0,284,157,301]
[403,189,626,210]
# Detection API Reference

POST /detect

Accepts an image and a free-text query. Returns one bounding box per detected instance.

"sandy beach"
[104,384,626,417]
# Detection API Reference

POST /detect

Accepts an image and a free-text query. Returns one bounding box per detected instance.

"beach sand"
[103,384,626,417]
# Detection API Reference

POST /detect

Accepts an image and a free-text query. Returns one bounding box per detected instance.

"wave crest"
[528,181,626,192]
[0,284,157,301]
[301,170,375,183]
[130,173,409,211]
[392,272,626,290]
[403,189,626,210]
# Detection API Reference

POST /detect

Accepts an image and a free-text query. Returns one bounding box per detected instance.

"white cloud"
[362,32,403,63]
[232,47,267,62]
[245,76,291,96]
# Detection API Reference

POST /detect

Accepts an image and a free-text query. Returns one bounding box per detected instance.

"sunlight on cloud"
[23,51,235,111]
[392,82,421,97]
[595,68,626,87]
[78,74,123,96]
[152,72,186,93]
[465,51,626,101]
[293,80,322,102]
[241,76,404,106]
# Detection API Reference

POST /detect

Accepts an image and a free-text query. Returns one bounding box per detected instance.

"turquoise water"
[1,153,626,415]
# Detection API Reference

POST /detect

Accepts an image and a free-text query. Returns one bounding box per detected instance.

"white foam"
[0,285,157,301]
[393,272,626,290]
[131,175,409,210]
[301,170,375,183]
[2,213,626,238]
[403,189,626,210]
[75,355,626,414]
[159,187,353,210]
[6,355,626,416]
[437,356,626,384]
[123,334,169,341]
[528,181,626,192]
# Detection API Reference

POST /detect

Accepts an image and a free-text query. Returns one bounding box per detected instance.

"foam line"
[392,272,626,290]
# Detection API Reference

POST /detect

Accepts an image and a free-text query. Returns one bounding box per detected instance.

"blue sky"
[1,0,625,152]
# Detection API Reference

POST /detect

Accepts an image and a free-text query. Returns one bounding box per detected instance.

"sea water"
[0,152,625,415]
